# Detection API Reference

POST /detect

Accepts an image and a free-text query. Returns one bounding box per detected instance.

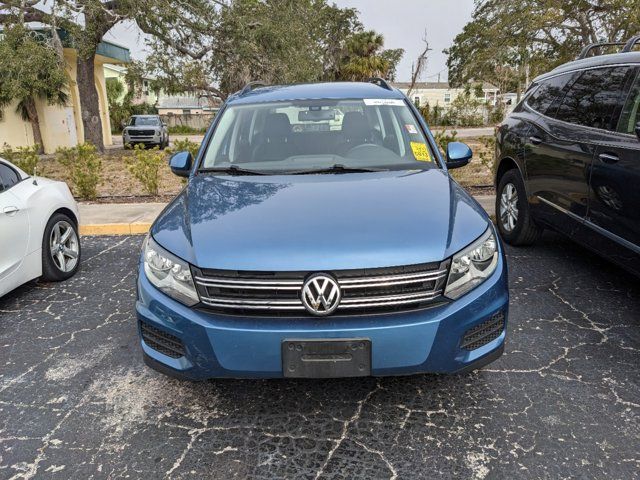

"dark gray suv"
[123,115,169,149]
[495,36,640,275]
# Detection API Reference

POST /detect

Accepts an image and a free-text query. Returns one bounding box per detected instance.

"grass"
[449,137,494,188]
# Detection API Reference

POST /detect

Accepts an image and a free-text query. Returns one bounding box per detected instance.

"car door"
[587,66,640,271]
[525,66,631,237]
[0,162,30,285]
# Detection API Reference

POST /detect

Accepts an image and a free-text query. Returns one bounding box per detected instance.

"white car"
[0,158,81,298]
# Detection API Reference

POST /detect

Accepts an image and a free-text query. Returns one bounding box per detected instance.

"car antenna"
[32,166,38,186]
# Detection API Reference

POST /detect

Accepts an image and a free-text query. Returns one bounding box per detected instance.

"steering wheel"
[345,143,380,158]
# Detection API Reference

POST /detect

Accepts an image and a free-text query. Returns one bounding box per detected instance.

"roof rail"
[622,34,640,52]
[239,81,268,96]
[369,77,393,91]
[577,42,626,60]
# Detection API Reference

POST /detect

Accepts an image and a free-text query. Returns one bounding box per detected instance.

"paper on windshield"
[410,142,432,162]
[363,99,406,106]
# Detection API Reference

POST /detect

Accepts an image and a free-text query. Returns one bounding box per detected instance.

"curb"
[80,223,152,236]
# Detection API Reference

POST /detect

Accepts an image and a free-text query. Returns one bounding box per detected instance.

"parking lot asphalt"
[1,234,639,479]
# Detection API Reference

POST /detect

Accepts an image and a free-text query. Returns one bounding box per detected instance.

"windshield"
[200,99,437,173]
[129,117,160,126]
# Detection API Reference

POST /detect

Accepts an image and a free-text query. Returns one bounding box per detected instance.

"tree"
[405,33,431,99]
[0,25,68,153]
[144,0,402,99]
[447,0,640,96]
[334,30,404,81]
[145,0,364,99]
[0,0,216,150]
[447,86,485,127]
[106,77,130,132]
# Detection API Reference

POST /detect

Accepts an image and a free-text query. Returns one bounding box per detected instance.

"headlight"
[445,227,498,300]
[143,236,199,306]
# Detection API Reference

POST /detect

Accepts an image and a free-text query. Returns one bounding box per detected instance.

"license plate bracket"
[282,339,371,378]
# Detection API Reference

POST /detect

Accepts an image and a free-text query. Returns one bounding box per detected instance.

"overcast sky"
[104,0,475,83]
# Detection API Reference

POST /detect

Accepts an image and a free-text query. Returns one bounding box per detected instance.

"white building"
[157,95,222,116]
[392,82,500,110]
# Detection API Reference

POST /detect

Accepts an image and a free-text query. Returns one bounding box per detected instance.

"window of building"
[182,109,192,115]
[414,96,420,107]
[554,66,631,130]
[444,93,451,103]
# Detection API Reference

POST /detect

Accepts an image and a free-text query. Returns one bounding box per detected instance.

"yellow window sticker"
[410,142,432,162]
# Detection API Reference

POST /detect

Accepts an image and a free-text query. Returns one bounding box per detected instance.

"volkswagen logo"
[301,274,341,316]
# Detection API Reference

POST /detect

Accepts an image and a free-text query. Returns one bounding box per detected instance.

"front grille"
[128,129,155,136]
[140,321,185,358]
[461,312,505,351]
[193,262,449,317]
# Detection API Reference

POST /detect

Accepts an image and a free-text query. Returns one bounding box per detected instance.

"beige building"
[0,35,130,154]
[392,82,499,110]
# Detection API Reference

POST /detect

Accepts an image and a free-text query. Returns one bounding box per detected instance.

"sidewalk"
[78,203,166,235]
[78,195,496,235]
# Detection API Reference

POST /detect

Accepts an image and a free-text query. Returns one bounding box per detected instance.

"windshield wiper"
[200,166,269,176]
[287,164,388,175]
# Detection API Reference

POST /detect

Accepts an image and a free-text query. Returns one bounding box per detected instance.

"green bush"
[56,143,102,199]
[168,125,207,135]
[488,103,506,125]
[433,129,458,155]
[1,143,40,175]
[477,134,497,175]
[169,138,200,159]
[125,144,166,195]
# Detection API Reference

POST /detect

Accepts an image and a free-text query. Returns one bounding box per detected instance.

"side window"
[0,163,20,191]
[555,66,630,130]
[525,73,574,115]
[617,70,640,134]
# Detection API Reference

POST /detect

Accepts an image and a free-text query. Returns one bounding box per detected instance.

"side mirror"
[169,151,193,178]
[446,142,473,169]
[162,122,167,127]
[635,122,640,142]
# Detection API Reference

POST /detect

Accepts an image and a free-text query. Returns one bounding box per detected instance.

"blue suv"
[136,79,509,379]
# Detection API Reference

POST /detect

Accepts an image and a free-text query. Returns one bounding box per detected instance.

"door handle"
[598,152,619,164]
[529,136,543,145]
[3,206,19,216]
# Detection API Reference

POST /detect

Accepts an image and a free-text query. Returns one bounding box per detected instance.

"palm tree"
[0,26,69,153]
[337,30,392,81]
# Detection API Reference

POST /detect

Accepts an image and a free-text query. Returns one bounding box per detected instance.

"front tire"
[42,213,81,282]
[496,169,542,245]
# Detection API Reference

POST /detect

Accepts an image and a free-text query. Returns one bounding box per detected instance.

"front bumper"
[136,255,509,380]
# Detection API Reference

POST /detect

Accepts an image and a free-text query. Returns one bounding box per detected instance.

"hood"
[151,169,490,271]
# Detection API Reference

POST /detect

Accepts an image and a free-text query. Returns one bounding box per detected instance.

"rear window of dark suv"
[525,72,575,115]
[525,65,637,131]
[554,66,630,130]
